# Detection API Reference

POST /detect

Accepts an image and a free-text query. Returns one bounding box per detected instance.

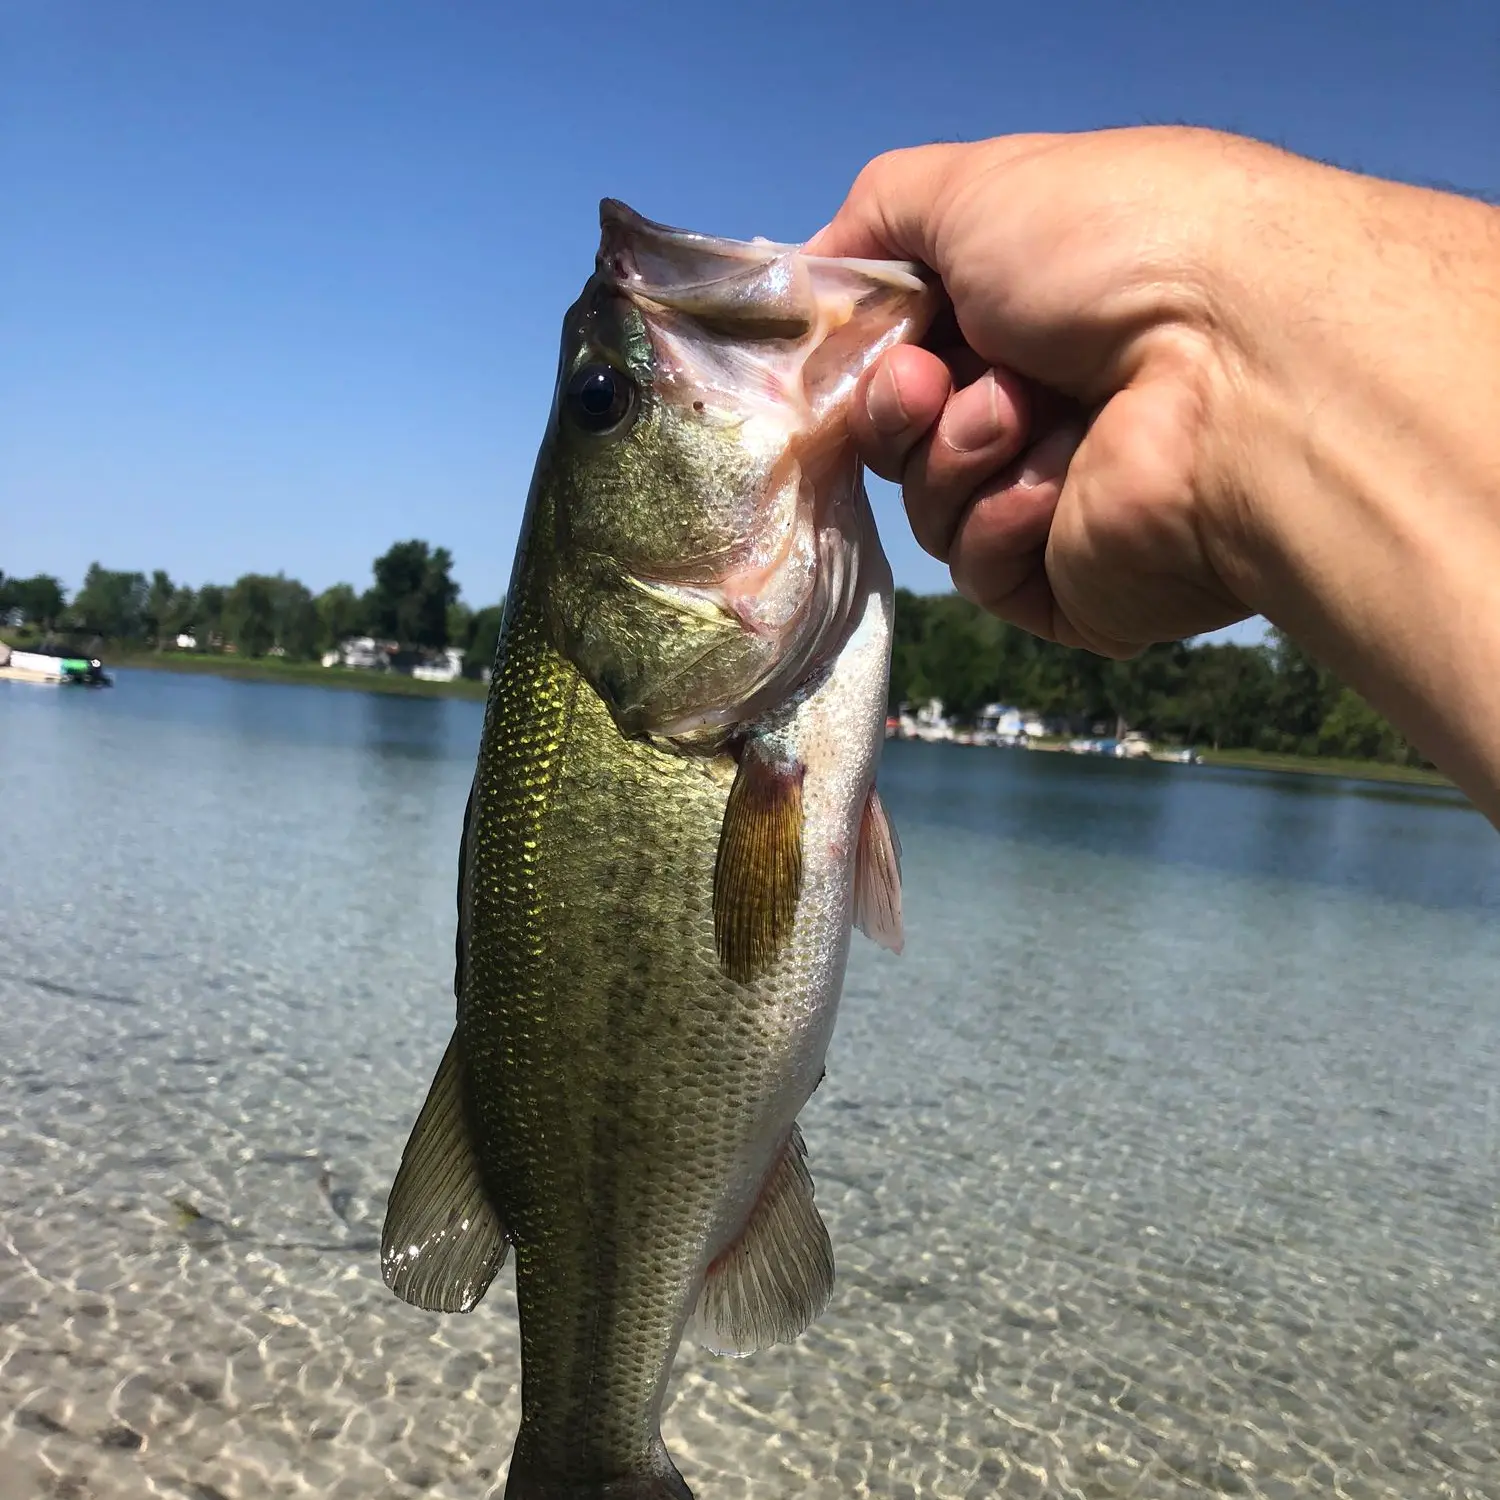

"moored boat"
[0,644,112,686]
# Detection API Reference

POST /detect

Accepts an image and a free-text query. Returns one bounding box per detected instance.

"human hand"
[821,126,1500,823]
[808,127,1304,656]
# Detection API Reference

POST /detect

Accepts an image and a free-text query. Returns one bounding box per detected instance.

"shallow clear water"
[2,670,1498,1500]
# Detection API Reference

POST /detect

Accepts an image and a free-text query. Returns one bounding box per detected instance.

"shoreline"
[83,654,1457,793]
[107,651,489,701]
[1197,747,1454,790]
[894,737,1455,793]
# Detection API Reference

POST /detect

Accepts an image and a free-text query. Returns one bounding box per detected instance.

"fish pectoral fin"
[852,783,903,954]
[692,1122,834,1357]
[381,1032,508,1314]
[713,739,804,983]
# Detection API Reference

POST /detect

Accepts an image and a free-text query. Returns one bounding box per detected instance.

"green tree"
[463,602,506,678]
[1170,644,1275,748]
[1100,645,1188,738]
[888,588,930,708]
[1317,687,1415,762]
[447,600,475,654]
[368,540,460,648]
[315,583,365,651]
[196,584,227,647]
[919,595,1009,717]
[1026,642,1109,727]
[143,569,176,648]
[70,564,148,640]
[1265,628,1340,752]
[222,574,278,657]
[889,591,1010,718]
[884,596,1417,763]
[5,555,1428,766]
[269,575,319,659]
[1,573,66,629]
[163,585,199,641]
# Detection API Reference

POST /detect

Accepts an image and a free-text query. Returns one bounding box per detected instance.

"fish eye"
[565,363,636,435]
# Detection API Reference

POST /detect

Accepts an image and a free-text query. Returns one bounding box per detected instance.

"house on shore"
[974,702,1049,745]
[322,636,472,683]
[888,698,955,742]
[411,647,465,683]
[322,636,399,670]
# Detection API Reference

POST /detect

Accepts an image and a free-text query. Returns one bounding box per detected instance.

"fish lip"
[593,198,938,433]
[569,202,930,744]
[598,197,786,261]
[596,198,934,309]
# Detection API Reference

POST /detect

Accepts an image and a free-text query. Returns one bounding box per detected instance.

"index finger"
[803,144,968,264]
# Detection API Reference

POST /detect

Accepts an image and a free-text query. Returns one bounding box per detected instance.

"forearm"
[808,125,1500,814]
[1206,161,1500,818]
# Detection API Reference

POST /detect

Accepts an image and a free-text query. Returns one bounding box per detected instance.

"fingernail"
[864,361,909,435]
[942,374,1002,453]
[1016,421,1084,488]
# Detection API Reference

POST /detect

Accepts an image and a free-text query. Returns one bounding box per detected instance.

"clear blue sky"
[3,2,1496,637]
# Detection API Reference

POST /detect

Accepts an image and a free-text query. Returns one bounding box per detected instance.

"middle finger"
[900,365,1032,561]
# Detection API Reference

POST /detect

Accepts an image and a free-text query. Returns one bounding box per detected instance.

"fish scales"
[383,200,932,1499]
[468,580,863,1479]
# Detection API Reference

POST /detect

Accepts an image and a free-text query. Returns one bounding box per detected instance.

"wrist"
[1198,165,1500,811]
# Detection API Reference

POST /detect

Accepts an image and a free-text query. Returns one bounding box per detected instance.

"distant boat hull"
[0,647,112,686]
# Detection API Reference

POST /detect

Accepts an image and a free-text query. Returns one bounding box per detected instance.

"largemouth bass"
[382,201,934,1499]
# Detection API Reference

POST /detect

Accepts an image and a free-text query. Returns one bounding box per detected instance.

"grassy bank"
[942,733,1453,791]
[108,650,490,701]
[42,644,1462,792]
[1199,747,1454,789]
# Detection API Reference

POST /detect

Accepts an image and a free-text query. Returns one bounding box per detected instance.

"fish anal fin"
[381,1033,508,1314]
[713,742,804,983]
[853,784,903,953]
[693,1122,833,1357]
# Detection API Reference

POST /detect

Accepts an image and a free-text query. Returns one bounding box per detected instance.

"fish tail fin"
[503,1434,692,1499]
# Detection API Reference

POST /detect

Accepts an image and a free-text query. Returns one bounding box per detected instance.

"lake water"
[3,668,1499,1500]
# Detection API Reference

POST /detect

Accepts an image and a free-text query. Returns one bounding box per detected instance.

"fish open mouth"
[556,201,936,743]
[597,199,930,349]
[594,198,935,482]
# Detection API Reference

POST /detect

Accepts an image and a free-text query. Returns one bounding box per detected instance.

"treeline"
[3,559,1421,763]
[890,590,1425,765]
[1,541,506,680]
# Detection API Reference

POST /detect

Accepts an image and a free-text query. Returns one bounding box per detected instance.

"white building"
[976,702,1025,741]
[975,703,1047,746]
[895,698,954,742]
[323,636,397,670]
[412,647,465,683]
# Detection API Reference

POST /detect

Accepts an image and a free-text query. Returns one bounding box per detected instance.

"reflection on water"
[885,741,1495,912]
[2,671,1498,1499]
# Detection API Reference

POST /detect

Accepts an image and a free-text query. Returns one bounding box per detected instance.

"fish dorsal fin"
[382,1033,508,1313]
[713,741,804,983]
[853,784,903,954]
[692,1123,834,1356]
